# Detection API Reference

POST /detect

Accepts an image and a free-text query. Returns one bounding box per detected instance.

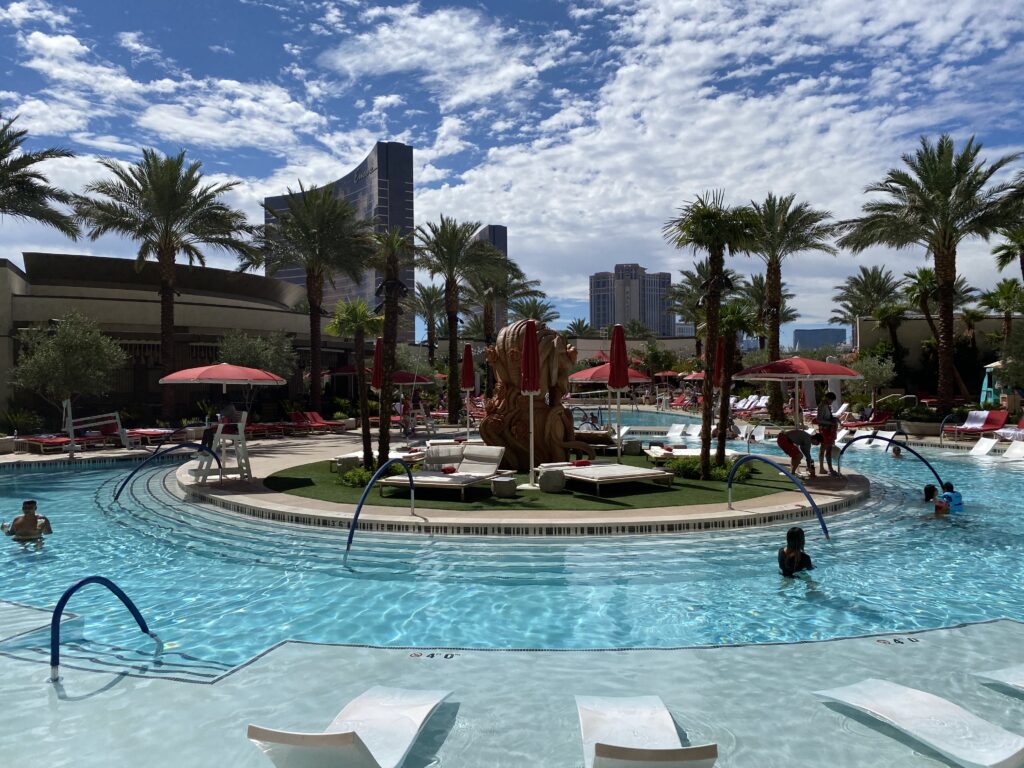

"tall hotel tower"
[264,142,416,342]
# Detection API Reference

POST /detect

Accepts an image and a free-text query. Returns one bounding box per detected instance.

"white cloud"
[209,44,235,55]
[0,0,70,30]
[117,31,161,62]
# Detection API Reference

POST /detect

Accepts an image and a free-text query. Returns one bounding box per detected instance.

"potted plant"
[899,404,944,436]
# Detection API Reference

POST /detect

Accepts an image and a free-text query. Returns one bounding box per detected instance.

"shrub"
[901,404,942,422]
[340,466,374,488]
[663,456,753,482]
[2,408,43,435]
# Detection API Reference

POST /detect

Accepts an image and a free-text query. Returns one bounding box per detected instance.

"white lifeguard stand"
[191,411,252,483]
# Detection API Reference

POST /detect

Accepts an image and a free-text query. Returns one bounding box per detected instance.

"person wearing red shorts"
[816,392,839,475]
[776,429,821,477]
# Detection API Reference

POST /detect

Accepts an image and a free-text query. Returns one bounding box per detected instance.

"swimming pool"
[571,406,699,428]
[2,442,1023,671]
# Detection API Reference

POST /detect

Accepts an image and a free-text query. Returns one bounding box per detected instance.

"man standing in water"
[816,392,839,476]
[2,500,52,548]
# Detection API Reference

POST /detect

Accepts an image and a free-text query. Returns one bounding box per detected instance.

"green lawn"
[265,455,797,511]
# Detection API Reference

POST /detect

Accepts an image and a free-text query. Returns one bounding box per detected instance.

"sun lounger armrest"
[246,724,360,748]
[595,742,718,766]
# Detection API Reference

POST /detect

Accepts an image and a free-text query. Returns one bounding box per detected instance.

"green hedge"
[663,456,754,482]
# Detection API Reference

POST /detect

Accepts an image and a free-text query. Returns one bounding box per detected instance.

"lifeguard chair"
[191,411,251,483]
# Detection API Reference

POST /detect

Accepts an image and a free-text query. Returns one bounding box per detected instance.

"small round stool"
[491,476,518,498]
[538,469,565,493]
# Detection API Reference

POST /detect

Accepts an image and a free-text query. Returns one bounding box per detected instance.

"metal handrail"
[113,442,221,501]
[838,435,945,489]
[343,458,415,564]
[726,455,829,540]
[938,414,958,446]
[50,576,160,682]
[877,393,918,407]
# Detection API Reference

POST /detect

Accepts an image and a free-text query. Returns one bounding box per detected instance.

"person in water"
[776,429,822,477]
[891,445,903,458]
[778,526,813,577]
[934,482,964,515]
[2,500,52,547]
[923,484,938,502]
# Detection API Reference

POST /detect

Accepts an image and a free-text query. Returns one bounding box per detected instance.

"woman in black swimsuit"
[778,526,813,577]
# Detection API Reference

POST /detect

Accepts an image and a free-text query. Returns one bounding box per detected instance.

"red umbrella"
[569,364,651,384]
[681,371,704,381]
[392,370,432,385]
[734,357,861,381]
[654,370,678,378]
[370,338,384,391]
[460,344,475,391]
[159,363,285,391]
[520,321,541,395]
[520,321,541,486]
[608,325,629,391]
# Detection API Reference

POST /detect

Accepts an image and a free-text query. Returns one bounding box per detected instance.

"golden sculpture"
[480,320,595,470]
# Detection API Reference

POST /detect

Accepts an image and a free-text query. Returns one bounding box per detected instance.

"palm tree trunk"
[377,264,399,468]
[159,264,176,421]
[307,271,324,415]
[426,320,436,367]
[1004,312,1012,345]
[700,248,724,480]
[934,254,957,409]
[445,284,461,425]
[765,257,785,422]
[716,336,736,465]
[354,330,373,469]
[921,301,939,340]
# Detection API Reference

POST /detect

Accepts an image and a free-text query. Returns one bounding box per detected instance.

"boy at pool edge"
[778,526,813,577]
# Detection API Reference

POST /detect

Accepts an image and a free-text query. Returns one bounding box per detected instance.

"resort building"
[0,253,353,416]
[792,327,846,350]
[589,263,675,337]
[856,314,1011,368]
[263,141,416,342]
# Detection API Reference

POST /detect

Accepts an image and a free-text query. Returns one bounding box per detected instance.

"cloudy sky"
[2,0,1023,341]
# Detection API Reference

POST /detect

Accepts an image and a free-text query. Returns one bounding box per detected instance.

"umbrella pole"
[528,393,536,485]
[616,391,622,464]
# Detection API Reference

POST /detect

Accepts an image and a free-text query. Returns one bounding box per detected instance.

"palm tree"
[417,215,500,423]
[838,134,1022,408]
[714,299,759,464]
[872,302,908,380]
[622,319,654,339]
[460,313,486,340]
[327,299,383,469]
[830,266,905,346]
[463,251,541,346]
[75,149,254,418]
[0,115,79,238]
[565,318,594,338]
[959,306,986,360]
[406,282,444,366]
[749,193,836,419]
[370,228,414,468]
[663,191,757,480]
[903,267,976,396]
[666,258,742,359]
[739,273,797,349]
[509,296,558,324]
[980,278,1024,344]
[993,226,1024,282]
[243,182,375,415]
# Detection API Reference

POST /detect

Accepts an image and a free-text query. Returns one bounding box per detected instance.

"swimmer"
[891,446,903,458]
[934,481,963,515]
[2,500,52,548]
[923,484,937,502]
[778,526,814,578]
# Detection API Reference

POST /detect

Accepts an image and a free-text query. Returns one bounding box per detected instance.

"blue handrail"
[343,459,415,563]
[838,435,944,489]
[113,442,221,501]
[938,414,958,446]
[50,576,159,682]
[726,455,830,540]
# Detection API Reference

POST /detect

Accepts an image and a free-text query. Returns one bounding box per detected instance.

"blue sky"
[2,0,1024,341]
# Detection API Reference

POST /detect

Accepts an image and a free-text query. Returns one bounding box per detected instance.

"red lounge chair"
[304,411,347,432]
[126,428,176,445]
[20,435,71,453]
[944,409,1008,439]
[286,412,321,434]
[843,410,892,429]
[668,395,687,408]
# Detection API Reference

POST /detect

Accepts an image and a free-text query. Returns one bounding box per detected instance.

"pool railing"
[344,458,416,563]
[726,454,829,540]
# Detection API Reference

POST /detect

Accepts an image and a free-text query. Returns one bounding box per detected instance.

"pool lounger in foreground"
[576,694,718,768]
[976,664,1024,695]
[247,686,451,768]
[815,678,1024,768]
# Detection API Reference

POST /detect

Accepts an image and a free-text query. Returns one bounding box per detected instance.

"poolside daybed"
[551,462,674,496]
[378,444,508,501]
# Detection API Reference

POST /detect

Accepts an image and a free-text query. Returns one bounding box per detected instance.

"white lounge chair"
[576,695,718,768]
[379,445,507,501]
[834,428,850,444]
[663,424,688,445]
[746,425,765,443]
[686,424,703,438]
[871,430,896,448]
[975,664,1024,695]
[969,437,998,457]
[1001,442,1024,461]
[816,678,1024,768]
[847,428,876,448]
[561,463,673,497]
[247,686,451,768]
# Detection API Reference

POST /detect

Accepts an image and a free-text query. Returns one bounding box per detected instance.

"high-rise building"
[792,327,846,350]
[589,263,674,336]
[471,224,509,334]
[264,141,416,342]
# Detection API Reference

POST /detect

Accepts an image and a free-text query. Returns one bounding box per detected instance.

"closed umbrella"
[460,343,475,439]
[370,338,383,391]
[519,320,541,488]
[608,324,629,463]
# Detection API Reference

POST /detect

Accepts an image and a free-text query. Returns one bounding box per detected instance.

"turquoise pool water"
[1,444,1023,669]
[572,407,698,428]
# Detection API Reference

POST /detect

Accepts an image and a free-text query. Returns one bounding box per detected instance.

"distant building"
[589,263,674,337]
[792,327,846,350]
[469,224,509,335]
[263,141,416,342]
[674,320,696,338]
